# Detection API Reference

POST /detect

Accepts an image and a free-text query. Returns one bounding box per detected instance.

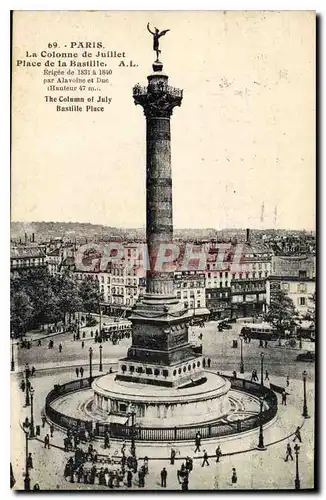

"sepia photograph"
[10,10,316,491]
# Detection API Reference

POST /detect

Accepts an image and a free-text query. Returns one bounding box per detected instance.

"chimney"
[246,228,250,243]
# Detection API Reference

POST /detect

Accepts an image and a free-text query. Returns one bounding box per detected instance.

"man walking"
[170,447,176,465]
[59,343,62,353]
[286,375,290,387]
[160,467,167,487]
[41,415,46,428]
[265,370,269,381]
[44,434,50,449]
[285,443,294,461]
[194,432,201,453]
[50,424,54,438]
[201,449,209,467]
[215,445,222,463]
[80,367,84,378]
[293,426,302,443]
[75,367,79,378]
[281,390,287,406]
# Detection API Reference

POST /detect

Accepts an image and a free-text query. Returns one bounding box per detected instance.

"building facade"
[266,255,316,318]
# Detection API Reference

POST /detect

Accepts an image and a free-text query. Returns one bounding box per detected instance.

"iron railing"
[45,375,278,442]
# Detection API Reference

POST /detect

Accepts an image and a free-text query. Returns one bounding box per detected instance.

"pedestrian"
[231,467,237,485]
[207,358,211,368]
[26,453,33,469]
[232,370,237,379]
[59,343,62,353]
[81,341,85,349]
[73,334,76,341]
[203,358,206,368]
[80,367,84,378]
[109,367,113,374]
[286,376,290,387]
[170,447,176,465]
[201,449,209,467]
[20,379,26,392]
[37,339,42,346]
[31,366,36,376]
[104,431,110,449]
[50,424,54,438]
[215,445,222,463]
[127,469,133,487]
[64,462,70,480]
[44,434,50,449]
[293,426,302,443]
[41,415,46,428]
[161,467,167,487]
[76,367,79,378]
[182,473,189,491]
[264,340,268,348]
[194,431,201,452]
[121,439,126,454]
[281,390,287,406]
[265,370,269,381]
[250,370,255,382]
[285,443,294,461]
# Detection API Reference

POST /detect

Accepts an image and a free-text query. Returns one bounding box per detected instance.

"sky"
[11,10,315,230]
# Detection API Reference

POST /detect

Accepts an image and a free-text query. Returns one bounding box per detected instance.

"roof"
[10,246,46,259]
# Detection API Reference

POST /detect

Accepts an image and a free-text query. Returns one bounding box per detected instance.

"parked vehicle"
[296,351,315,362]
[240,323,278,341]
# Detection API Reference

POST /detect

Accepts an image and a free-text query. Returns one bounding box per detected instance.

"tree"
[264,288,296,344]
[10,289,34,336]
[79,277,103,313]
[56,274,83,324]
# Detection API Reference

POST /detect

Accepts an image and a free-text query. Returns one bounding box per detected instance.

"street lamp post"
[302,370,309,418]
[294,444,301,489]
[11,332,15,372]
[23,427,30,491]
[257,396,266,450]
[99,344,103,372]
[127,403,136,457]
[25,364,30,407]
[29,386,35,438]
[89,347,93,384]
[99,306,102,342]
[239,336,244,374]
[260,352,264,387]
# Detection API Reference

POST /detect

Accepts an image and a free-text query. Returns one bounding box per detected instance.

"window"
[145,368,152,375]
[173,369,177,376]
[178,368,182,374]
[188,365,191,371]
[225,272,228,278]
[129,365,135,373]
[220,282,223,288]
[282,283,289,292]
[197,300,201,308]
[192,363,196,369]
[208,273,211,278]
[197,361,201,367]
[162,369,169,378]
[299,270,307,279]
[246,273,249,279]
[183,366,186,372]
[177,291,181,299]
[224,282,228,288]
[154,368,160,376]
[298,283,307,293]
[299,297,306,306]
[121,365,127,372]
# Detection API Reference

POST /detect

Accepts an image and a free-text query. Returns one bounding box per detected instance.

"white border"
[3,2,323,499]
